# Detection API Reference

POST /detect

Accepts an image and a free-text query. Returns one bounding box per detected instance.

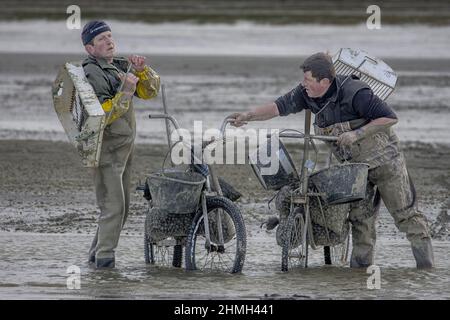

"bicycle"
[138,114,247,273]
[250,110,370,271]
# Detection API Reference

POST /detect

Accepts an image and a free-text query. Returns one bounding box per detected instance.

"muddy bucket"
[309,163,369,205]
[147,171,206,214]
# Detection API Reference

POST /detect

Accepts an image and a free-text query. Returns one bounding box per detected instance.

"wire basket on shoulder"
[332,48,397,101]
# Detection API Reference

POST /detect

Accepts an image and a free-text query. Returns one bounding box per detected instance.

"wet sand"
[1,139,449,237]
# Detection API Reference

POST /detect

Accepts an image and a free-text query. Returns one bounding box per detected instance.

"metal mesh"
[53,62,106,167]
[333,48,397,101]
[69,88,87,132]
[334,60,393,100]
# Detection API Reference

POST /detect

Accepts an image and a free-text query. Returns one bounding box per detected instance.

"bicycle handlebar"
[148,113,181,130]
[277,132,338,142]
[220,116,234,136]
[148,113,338,142]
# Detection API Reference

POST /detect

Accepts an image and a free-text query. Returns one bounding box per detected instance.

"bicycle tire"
[185,196,246,273]
[281,207,308,272]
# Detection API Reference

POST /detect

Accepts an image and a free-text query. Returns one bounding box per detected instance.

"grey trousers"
[89,138,134,261]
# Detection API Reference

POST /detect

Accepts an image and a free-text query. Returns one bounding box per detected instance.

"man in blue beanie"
[81,20,160,268]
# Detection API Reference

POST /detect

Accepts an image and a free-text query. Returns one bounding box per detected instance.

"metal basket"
[147,171,206,214]
[309,163,369,205]
[248,135,300,191]
[52,62,106,167]
[332,48,397,101]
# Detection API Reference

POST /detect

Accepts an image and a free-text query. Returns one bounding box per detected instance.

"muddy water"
[1,220,449,300]
[0,139,449,299]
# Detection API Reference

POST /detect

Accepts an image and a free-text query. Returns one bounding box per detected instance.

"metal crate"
[52,62,106,167]
[332,48,397,101]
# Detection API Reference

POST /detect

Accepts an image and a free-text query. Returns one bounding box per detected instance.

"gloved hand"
[337,129,362,146]
[128,55,146,72]
[118,72,138,96]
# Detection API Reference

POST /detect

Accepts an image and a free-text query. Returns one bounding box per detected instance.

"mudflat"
[1,139,448,239]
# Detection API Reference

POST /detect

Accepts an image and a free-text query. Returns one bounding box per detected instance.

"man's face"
[302,71,330,98]
[85,31,115,60]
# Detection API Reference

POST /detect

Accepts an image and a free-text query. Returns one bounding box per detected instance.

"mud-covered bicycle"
[248,48,396,271]
[250,110,371,271]
[138,114,247,273]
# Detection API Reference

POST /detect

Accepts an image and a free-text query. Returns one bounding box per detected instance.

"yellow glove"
[101,92,131,125]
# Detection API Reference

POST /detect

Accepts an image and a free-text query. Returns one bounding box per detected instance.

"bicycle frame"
[148,113,236,252]
[268,111,343,264]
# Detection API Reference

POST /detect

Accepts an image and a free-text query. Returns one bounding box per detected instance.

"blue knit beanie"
[81,21,111,45]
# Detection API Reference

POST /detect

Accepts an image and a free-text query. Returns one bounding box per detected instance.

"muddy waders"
[88,113,135,268]
[316,121,434,269]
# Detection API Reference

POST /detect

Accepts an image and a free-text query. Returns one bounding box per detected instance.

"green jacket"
[82,55,160,138]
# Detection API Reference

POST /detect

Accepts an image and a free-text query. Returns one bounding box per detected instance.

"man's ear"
[320,78,331,86]
[85,44,95,55]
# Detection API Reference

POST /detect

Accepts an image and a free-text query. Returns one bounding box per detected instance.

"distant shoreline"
[1,0,449,25]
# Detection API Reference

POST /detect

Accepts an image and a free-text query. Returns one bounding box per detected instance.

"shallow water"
[1,20,450,58]
[1,222,449,300]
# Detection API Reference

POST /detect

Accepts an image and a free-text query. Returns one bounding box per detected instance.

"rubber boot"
[350,244,374,268]
[96,257,115,269]
[411,238,434,269]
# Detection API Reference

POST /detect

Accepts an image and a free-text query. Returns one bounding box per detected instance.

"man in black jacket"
[230,52,434,269]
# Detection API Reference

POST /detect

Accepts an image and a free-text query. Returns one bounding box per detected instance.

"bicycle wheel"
[281,207,308,272]
[185,196,246,273]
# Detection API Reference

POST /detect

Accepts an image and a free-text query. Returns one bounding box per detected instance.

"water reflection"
[0,226,449,299]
